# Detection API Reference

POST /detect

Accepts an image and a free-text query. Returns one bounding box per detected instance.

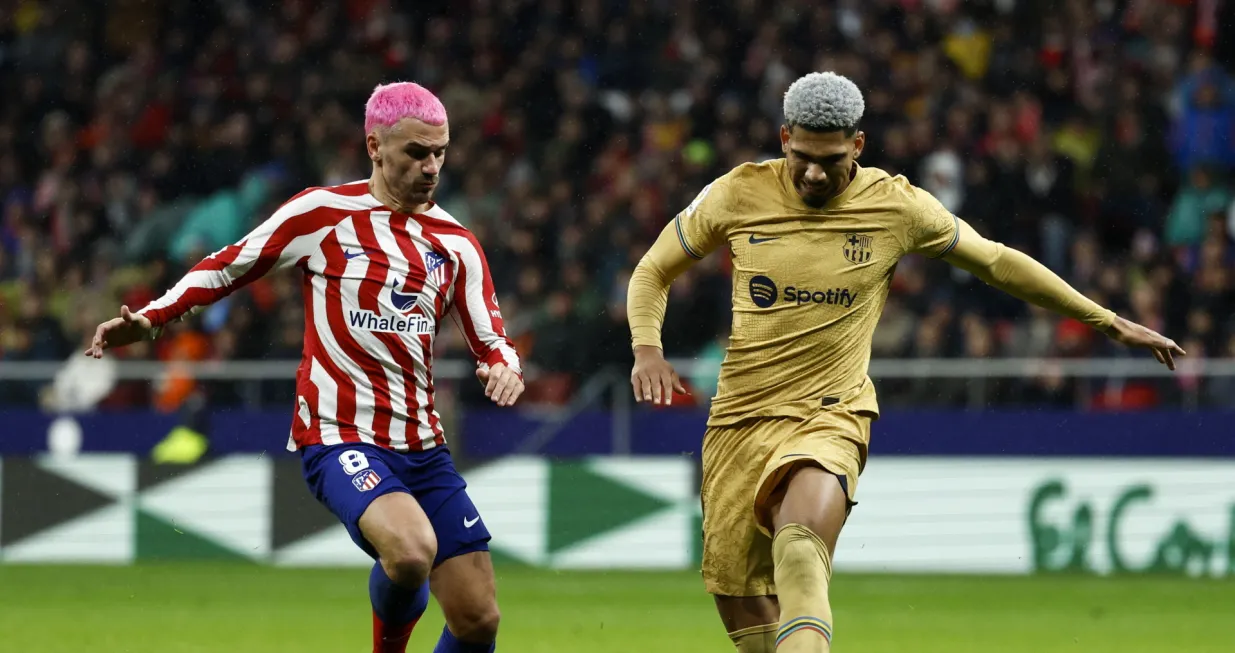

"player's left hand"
[1103,315,1186,370]
[477,363,524,407]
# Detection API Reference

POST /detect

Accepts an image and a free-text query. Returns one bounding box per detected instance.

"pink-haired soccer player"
[86,82,522,653]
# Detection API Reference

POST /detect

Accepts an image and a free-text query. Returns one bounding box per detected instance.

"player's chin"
[411,187,436,204]
[799,192,830,208]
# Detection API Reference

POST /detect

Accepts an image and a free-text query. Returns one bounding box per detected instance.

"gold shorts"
[699,405,871,597]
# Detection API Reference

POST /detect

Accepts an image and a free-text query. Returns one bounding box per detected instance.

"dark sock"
[433,624,496,653]
[369,562,430,653]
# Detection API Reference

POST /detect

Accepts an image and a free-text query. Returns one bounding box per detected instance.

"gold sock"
[728,623,777,652]
[772,524,833,651]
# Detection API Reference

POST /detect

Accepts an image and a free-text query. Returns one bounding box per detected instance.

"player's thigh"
[700,421,779,598]
[754,408,870,549]
[401,446,492,567]
[301,442,435,563]
[358,492,436,568]
[430,550,500,638]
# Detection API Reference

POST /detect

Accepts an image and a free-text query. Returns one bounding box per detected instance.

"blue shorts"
[300,442,491,566]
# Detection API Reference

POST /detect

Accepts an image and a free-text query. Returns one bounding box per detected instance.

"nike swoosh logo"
[464,516,480,528]
[343,249,368,260]
[749,235,780,244]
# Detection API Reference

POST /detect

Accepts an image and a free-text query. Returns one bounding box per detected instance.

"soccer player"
[84,82,520,653]
[626,72,1183,652]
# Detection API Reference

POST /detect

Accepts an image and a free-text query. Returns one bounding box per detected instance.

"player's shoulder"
[275,180,382,218]
[843,165,933,211]
[718,158,786,189]
[420,203,490,257]
[688,159,786,216]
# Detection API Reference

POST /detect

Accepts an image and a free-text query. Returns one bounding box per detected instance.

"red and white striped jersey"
[138,180,521,453]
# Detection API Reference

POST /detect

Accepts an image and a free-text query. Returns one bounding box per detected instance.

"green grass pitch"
[0,564,1231,652]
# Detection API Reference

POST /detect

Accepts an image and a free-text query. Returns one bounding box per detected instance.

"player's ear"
[366,131,382,164]
[852,130,865,159]
[780,124,791,154]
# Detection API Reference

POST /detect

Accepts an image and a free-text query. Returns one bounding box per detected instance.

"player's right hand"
[84,305,154,358]
[1102,315,1186,370]
[631,345,687,406]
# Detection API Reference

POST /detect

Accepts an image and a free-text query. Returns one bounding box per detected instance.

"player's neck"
[367,176,431,215]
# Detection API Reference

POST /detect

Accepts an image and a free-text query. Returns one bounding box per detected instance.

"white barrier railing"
[1,357,1233,381]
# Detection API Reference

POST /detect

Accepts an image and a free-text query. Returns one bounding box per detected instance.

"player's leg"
[753,410,869,652]
[402,446,499,652]
[360,492,437,652]
[701,422,781,652]
[714,596,779,652]
[430,551,500,652]
[763,465,847,652]
[301,443,437,653]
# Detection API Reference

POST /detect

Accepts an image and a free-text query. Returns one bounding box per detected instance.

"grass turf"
[0,565,1231,652]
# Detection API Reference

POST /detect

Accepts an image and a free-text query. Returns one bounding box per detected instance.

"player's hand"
[1102,315,1186,370]
[476,363,524,407]
[84,305,154,359]
[631,345,687,406]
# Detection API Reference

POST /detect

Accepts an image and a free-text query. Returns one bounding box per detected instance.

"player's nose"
[804,164,827,185]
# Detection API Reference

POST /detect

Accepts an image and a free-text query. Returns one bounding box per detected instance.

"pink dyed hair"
[364,82,448,134]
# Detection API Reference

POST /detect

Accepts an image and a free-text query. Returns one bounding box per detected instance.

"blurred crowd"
[1,0,1234,410]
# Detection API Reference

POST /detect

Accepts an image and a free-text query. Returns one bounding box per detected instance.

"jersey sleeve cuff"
[933,214,961,258]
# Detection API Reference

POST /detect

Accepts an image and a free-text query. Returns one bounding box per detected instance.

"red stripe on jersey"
[446,248,501,370]
[299,270,358,445]
[353,214,426,450]
[414,224,460,441]
[422,338,445,447]
[422,218,516,372]
[319,229,395,445]
[326,180,372,197]
[388,214,439,451]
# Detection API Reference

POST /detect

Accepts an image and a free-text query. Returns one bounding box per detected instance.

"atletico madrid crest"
[352,469,382,492]
[843,233,873,264]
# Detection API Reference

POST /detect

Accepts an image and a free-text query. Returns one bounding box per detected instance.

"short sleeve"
[899,181,960,258]
[673,177,734,260]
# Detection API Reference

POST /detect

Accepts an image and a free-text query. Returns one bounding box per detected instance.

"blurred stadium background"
[1,0,1234,651]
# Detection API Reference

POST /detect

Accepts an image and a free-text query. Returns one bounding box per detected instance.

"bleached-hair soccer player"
[87,82,521,653]
[627,72,1182,652]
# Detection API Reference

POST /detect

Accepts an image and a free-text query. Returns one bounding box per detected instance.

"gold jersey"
[672,159,960,426]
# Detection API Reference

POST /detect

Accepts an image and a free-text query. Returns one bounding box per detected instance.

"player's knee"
[379,531,437,587]
[448,601,500,643]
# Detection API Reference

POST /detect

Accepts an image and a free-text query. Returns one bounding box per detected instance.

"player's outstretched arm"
[941,219,1185,369]
[627,221,700,406]
[84,190,341,358]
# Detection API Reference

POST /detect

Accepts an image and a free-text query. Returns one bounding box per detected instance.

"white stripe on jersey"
[310,355,343,446]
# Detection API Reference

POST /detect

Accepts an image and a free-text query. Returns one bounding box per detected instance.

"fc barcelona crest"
[843,233,873,264]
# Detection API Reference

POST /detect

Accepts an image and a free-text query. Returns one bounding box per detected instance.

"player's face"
[367,118,449,209]
[781,125,865,208]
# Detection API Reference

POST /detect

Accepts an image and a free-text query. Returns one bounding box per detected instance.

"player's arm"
[85,190,337,358]
[450,232,523,407]
[900,183,1185,368]
[628,179,731,405]
[941,221,1184,368]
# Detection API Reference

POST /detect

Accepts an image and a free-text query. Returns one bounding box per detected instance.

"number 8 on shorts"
[338,450,370,475]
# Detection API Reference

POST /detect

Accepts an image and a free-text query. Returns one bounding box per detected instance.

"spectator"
[1164,165,1232,247]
